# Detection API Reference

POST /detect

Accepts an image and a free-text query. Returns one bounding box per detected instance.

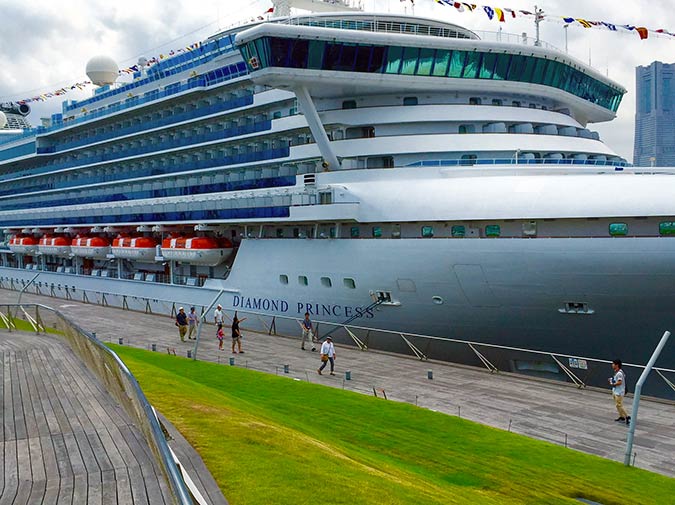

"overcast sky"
[1,0,674,162]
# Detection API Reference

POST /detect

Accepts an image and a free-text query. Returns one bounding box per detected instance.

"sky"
[1,0,674,162]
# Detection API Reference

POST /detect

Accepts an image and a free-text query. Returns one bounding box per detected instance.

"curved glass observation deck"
[238,36,623,113]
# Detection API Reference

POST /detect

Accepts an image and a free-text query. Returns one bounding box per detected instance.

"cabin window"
[469,97,482,105]
[329,227,336,238]
[350,226,360,238]
[659,221,675,235]
[276,228,284,238]
[485,224,501,237]
[421,226,434,238]
[492,99,503,106]
[458,124,475,134]
[342,100,357,109]
[403,96,418,106]
[289,107,297,115]
[609,223,628,236]
[279,274,289,285]
[272,111,282,119]
[372,226,382,238]
[343,278,356,289]
[298,275,308,286]
[451,225,466,238]
[321,277,332,288]
[512,100,521,107]
[391,224,401,238]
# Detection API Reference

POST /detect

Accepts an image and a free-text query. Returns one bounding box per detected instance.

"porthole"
[343,278,356,289]
[451,225,466,238]
[432,296,444,305]
[485,224,501,237]
[350,226,360,238]
[609,223,628,236]
[279,274,288,285]
[372,226,382,238]
[298,275,308,286]
[421,226,434,238]
[660,221,675,236]
[321,277,332,287]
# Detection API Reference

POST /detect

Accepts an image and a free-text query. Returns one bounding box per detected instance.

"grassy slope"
[110,345,675,505]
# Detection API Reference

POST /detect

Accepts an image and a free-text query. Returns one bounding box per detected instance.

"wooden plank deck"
[0,332,173,504]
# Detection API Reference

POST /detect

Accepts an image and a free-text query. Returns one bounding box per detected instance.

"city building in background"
[634,61,675,167]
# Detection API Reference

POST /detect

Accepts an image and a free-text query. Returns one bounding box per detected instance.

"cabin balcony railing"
[0,121,276,189]
[0,61,248,150]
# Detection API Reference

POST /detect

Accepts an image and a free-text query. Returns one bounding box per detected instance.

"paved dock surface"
[0,332,173,504]
[2,289,675,480]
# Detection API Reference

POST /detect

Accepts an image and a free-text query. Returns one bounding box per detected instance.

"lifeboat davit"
[8,235,38,254]
[111,236,158,261]
[71,236,111,259]
[38,235,72,257]
[161,236,233,266]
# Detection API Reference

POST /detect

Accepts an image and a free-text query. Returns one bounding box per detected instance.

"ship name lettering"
[233,295,288,313]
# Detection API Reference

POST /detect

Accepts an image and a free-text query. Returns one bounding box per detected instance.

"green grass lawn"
[110,345,675,505]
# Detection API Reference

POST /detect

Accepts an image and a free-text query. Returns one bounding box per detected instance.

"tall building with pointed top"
[633,61,675,167]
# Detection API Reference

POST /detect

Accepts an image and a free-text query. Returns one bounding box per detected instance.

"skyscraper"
[633,61,675,167]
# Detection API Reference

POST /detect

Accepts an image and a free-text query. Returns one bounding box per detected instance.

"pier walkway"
[1,289,674,481]
[0,331,173,504]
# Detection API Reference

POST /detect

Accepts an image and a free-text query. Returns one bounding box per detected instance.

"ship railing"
[0,303,195,504]
[281,15,561,51]
[0,277,672,399]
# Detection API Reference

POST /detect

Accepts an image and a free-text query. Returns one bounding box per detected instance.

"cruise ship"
[1,0,674,395]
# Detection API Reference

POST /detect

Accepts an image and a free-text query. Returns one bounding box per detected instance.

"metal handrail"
[0,302,193,504]
[1,280,674,396]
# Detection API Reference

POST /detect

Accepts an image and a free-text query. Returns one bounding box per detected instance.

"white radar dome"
[0,111,6,129]
[86,55,119,86]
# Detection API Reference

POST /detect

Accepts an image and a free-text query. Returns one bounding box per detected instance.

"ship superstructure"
[1,3,674,395]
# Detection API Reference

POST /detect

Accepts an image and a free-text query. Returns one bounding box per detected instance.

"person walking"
[317,336,336,376]
[299,312,316,351]
[187,306,199,340]
[214,304,224,330]
[231,312,247,354]
[175,307,188,342]
[609,359,630,425]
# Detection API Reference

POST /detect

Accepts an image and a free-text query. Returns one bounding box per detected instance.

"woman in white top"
[318,336,336,375]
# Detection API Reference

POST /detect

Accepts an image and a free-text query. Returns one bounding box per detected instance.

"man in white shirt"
[214,304,224,330]
[608,359,630,425]
[318,336,336,376]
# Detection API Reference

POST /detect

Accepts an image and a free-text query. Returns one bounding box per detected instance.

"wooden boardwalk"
[0,332,173,504]
[2,289,675,481]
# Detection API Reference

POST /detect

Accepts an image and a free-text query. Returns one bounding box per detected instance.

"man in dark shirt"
[175,307,188,342]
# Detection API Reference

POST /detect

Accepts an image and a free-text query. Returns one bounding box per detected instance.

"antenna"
[534,5,544,47]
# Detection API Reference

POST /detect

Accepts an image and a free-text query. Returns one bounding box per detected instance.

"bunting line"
[433,0,675,41]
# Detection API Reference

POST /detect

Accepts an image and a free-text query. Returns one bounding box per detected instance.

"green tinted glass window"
[451,225,466,237]
[433,50,450,76]
[421,226,434,238]
[520,57,537,82]
[462,52,481,78]
[350,226,360,238]
[385,46,403,74]
[485,224,501,237]
[308,40,324,69]
[506,54,525,80]
[417,48,435,76]
[401,47,419,75]
[609,223,628,236]
[479,53,497,79]
[448,50,465,77]
[493,53,510,80]
[531,58,548,84]
[372,226,382,238]
[659,222,675,235]
[542,60,558,86]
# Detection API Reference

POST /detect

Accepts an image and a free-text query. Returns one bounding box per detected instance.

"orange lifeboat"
[161,236,233,266]
[111,236,158,261]
[8,235,38,254]
[70,236,111,259]
[38,235,72,257]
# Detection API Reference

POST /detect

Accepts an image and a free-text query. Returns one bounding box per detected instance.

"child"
[217,326,224,350]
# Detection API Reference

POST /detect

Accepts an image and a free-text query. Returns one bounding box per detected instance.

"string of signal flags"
[431,0,674,40]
